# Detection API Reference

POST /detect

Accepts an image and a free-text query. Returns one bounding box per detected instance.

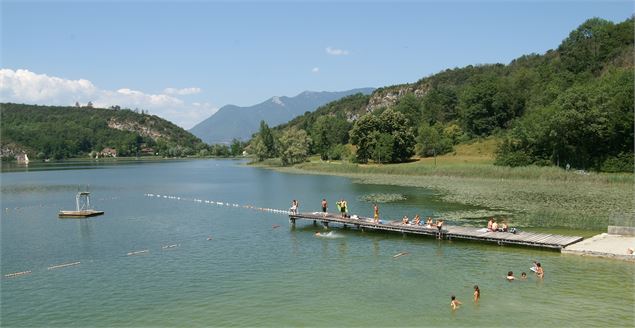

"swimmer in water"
[450,295,462,310]
[315,231,322,237]
[521,272,527,280]
[535,262,544,279]
[473,285,480,303]
[506,271,515,281]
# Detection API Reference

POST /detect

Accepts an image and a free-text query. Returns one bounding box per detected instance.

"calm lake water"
[1,159,633,327]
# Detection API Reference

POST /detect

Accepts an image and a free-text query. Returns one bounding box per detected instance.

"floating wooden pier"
[289,212,583,250]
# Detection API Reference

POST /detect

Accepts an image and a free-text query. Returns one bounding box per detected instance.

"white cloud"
[312,67,320,73]
[163,87,201,95]
[326,46,349,56]
[0,68,216,129]
[0,68,96,103]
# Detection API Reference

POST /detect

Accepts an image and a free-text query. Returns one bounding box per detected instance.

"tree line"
[248,17,634,172]
[0,103,247,160]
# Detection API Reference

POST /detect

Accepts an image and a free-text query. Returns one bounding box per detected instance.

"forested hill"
[0,103,207,160]
[263,17,634,172]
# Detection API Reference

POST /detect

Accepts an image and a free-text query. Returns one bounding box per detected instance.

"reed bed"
[280,160,633,230]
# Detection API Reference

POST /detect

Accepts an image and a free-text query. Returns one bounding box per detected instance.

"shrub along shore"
[257,156,633,232]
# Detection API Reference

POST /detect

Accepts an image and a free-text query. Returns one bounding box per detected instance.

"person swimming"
[521,272,527,280]
[473,285,480,303]
[450,295,462,310]
[506,271,515,281]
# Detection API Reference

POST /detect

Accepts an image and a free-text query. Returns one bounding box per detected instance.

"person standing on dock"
[373,203,379,223]
[321,198,328,216]
[435,219,445,239]
[341,199,348,218]
[290,200,298,214]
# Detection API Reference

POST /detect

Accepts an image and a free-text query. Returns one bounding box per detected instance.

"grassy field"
[267,139,634,231]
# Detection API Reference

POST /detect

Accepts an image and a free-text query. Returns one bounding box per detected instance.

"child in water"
[450,295,462,310]
[473,285,480,303]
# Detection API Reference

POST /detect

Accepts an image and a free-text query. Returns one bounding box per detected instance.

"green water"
[1,159,633,327]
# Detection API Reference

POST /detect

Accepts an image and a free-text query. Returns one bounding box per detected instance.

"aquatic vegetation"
[358,193,406,203]
[276,161,633,230]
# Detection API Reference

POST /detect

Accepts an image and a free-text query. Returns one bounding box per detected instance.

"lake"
[1,159,633,327]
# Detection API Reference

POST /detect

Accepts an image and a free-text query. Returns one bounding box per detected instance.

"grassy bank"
[260,141,633,231]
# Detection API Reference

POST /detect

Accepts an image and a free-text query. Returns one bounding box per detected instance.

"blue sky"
[1,1,632,128]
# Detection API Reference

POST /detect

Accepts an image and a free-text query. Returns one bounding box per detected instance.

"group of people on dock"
[299,199,447,232]
[311,198,350,218]
[487,217,515,233]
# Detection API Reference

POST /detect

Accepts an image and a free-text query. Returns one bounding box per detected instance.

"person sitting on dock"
[500,221,508,232]
[491,220,499,232]
[402,215,409,224]
[426,217,433,228]
[487,218,494,231]
[412,215,421,225]
[506,271,515,281]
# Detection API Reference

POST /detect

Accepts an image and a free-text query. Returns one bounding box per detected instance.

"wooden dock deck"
[289,212,583,250]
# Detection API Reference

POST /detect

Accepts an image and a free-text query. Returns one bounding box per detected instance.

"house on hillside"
[100,147,117,158]
[141,147,156,156]
[16,153,29,164]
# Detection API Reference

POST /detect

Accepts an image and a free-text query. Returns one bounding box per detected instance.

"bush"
[494,150,533,167]
[600,153,634,172]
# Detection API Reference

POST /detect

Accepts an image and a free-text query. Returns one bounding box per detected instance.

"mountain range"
[189,88,374,144]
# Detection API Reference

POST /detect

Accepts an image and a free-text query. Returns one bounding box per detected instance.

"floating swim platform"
[58,210,104,218]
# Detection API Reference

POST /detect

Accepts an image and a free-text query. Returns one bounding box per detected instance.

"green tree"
[350,109,415,163]
[260,121,276,155]
[311,115,351,160]
[421,86,459,124]
[279,128,312,166]
[370,132,394,164]
[394,93,422,129]
[415,123,453,158]
[349,114,381,163]
[248,135,268,161]
[230,138,245,157]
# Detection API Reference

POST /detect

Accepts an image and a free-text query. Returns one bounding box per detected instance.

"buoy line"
[144,193,292,215]
[4,270,31,278]
[48,261,81,270]
[4,193,293,280]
